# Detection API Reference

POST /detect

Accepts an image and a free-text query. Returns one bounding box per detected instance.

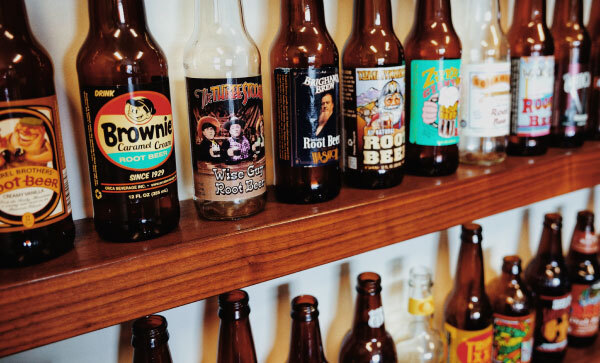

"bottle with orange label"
[444,224,493,363]
[488,256,535,363]
[566,210,600,347]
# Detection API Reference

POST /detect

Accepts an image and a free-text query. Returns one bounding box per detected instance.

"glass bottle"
[131,315,173,363]
[586,0,600,139]
[183,0,266,220]
[287,295,328,363]
[458,0,510,165]
[217,290,258,362]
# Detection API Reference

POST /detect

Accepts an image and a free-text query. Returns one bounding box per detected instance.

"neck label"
[368,306,385,328]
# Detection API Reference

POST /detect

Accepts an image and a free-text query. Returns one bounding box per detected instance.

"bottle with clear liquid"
[395,266,444,363]
[458,0,510,165]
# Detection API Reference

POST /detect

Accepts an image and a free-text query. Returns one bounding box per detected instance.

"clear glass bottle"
[395,266,444,363]
[458,0,510,165]
[183,0,266,220]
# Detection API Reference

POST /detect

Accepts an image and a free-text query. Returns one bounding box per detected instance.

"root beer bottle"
[77,0,180,241]
[507,0,554,156]
[0,0,75,267]
[585,0,600,140]
[524,214,571,362]
[132,315,173,363]
[443,224,493,363]
[217,290,258,363]
[287,295,328,363]
[342,0,405,189]
[270,0,341,204]
[550,0,592,148]
[566,211,600,347]
[404,0,461,176]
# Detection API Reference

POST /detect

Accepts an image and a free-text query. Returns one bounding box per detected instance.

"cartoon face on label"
[377,80,404,129]
[368,307,384,328]
[125,97,156,125]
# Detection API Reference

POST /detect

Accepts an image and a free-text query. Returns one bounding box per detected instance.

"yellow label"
[408,296,435,316]
[444,323,492,363]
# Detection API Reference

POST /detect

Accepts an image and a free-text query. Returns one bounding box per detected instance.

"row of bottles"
[131,210,600,363]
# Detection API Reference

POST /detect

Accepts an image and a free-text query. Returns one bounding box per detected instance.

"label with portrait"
[185,76,266,202]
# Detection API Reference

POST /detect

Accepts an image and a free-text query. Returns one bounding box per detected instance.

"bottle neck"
[351,0,394,32]
[537,224,563,257]
[0,0,33,39]
[87,0,148,34]
[414,0,453,23]
[132,344,172,363]
[454,240,486,295]
[470,0,501,26]
[281,0,327,29]
[351,291,386,337]
[552,0,583,28]
[217,316,257,363]
[194,0,246,36]
[288,318,326,362]
[513,0,546,25]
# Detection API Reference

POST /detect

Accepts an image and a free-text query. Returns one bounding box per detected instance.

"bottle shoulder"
[508,22,555,57]
[404,22,462,60]
[342,31,404,67]
[270,28,339,68]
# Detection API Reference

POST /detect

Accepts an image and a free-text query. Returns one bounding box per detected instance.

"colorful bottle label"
[409,59,461,146]
[569,282,600,337]
[557,63,591,129]
[80,81,177,203]
[342,66,405,171]
[185,76,266,202]
[570,229,598,254]
[444,323,492,363]
[408,295,435,316]
[0,95,71,231]
[274,67,341,167]
[460,62,510,137]
[492,313,534,363]
[534,294,571,353]
[510,56,554,137]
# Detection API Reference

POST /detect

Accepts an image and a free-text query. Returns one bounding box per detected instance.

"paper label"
[492,313,534,363]
[569,282,600,337]
[408,295,435,316]
[534,294,571,353]
[557,63,591,128]
[445,323,493,363]
[367,306,385,328]
[570,230,598,254]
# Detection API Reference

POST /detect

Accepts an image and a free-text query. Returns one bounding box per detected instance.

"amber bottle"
[524,214,571,362]
[586,0,600,139]
[566,211,600,347]
[77,0,180,241]
[0,0,75,267]
[404,0,461,176]
[217,290,258,363]
[443,224,493,363]
[339,272,397,362]
[507,0,554,156]
[131,315,173,363]
[287,295,328,363]
[488,256,535,363]
[270,0,341,203]
[342,0,405,189]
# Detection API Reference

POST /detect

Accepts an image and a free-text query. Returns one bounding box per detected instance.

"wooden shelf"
[565,336,600,362]
[1,143,600,357]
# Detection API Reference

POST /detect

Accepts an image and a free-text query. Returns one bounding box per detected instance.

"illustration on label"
[186,77,266,202]
[569,282,600,337]
[410,59,461,146]
[558,63,591,129]
[408,295,435,316]
[0,96,70,231]
[570,230,599,254]
[535,294,571,353]
[492,313,534,363]
[274,67,341,167]
[510,56,554,137]
[460,62,510,137]
[445,323,493,363]
[343,66,405,171]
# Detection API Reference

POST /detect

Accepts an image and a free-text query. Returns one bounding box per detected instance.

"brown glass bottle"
[287,295,328,363]
[507,0,554,156]
[550,0,592,148]
[488,256,535,363]
[586,0,600,139]
[217,290,258,363]
[131,315,173,363]
[339,272,397,362]
[404,0,461,177]
[342,0,405,189]
[0,0,75,267]
[443,224,493,362]
[270,0,341,204]
[524,214,571,363]
[566,211,600,347]
[77,0,180,242]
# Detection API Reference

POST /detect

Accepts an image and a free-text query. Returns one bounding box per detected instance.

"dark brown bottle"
[270,0,341,203]
[131,315,173,363]
[586,0,600,140]
[566,211,600,347]
[342,0,405,189]
[488,256,535,363]
[77,0,180,241]
[339,272,397,362]
[404,0,461,177]
[217,290,258,363]
[287,295,328,363]
[550,0,592,148]
[507,0,554,156]
[0,0,75,267]
[524,214,571,363]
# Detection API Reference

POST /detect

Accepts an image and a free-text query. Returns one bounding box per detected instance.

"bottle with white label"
[458,0,510,165]
[183,0,267,220]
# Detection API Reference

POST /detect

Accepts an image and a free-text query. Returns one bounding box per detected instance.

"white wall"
[2,0,596,362]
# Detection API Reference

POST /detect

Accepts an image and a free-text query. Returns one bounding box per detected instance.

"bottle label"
[557,63,591,129]
[80,81,177,203]
[569,282,600,337]
[274,67,341,167]
[185,76,266,202]
[342,66,405,171]
[368,306,385,328]
[535,294,571,353]
[460,62,510,137]
[444,323,492,363]
[492,313,535,363]
[570,230,598,254]
[0,95,71,231]
[409,59,461,146]
[510,56,554,137]
[408,295,435,316]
